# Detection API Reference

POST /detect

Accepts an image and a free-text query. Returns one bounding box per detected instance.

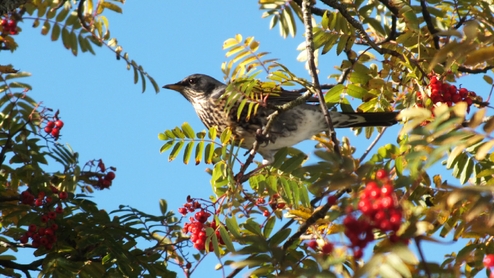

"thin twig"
[302,0,341,157]
[359,127,388,162]
[414,237,432,278]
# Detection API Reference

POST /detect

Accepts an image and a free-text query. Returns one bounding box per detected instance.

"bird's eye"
[188,78,196,85]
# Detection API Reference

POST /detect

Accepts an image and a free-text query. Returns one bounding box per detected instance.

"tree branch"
[302,0,341,157]
[0,258,43,277]
[420,0,440,49]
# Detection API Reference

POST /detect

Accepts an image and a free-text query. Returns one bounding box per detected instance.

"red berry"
[28,224,37,233]
[307,240,318,249]
[430,76,437,84]
[321,242,334,254]
[45,196,52,204]
[484,254,494,268]
[101,179,112,188]
[381,184,394,196]
[104,171,116,181]
[19,235,28,244]
[44,126,52,133]
[35,199,43,207]
[98,160,106,172]
[193,239,205,251]
[459,88,468,97]
[45,228,54,236]
[327,195,337,206]
[54,120,64,128]
[1,19,7,26]
[194,211,210,223]
[263,210,270,217]
[277,203,286,209]
[376,169,388,180]
[38,227,46,236]
[48,211,57,219]
[40,237,48,246]
[178,207,187,215]
[380,196,394,209]
[46,121,55,128]
[58,192,68,200]
[55,206,63,214]
[51,128,60,138]
[374,211,386,221]
[7,20,16,29]
[51,223,58,231]
[31,240,40,248]
[379,219,393,231]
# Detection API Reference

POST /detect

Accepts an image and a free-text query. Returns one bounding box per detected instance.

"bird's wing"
[266,89,319,104]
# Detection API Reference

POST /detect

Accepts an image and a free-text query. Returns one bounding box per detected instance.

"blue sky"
[4,0,488,276]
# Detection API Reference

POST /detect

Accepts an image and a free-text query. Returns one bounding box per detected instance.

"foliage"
[2,0,494,277]
[158,0,494,277]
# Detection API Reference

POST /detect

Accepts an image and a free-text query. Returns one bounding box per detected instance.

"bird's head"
[163,74,226,103]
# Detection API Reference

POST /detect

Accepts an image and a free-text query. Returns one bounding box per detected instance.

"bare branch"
[420,0,440,49]
[302,0,341,157]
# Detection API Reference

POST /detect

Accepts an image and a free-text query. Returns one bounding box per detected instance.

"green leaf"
[225,216,242,239]
[263,216,275,238]
[51,23,61,41]
[325,84,345,104]
[195,141,204,165]
[219,225,235,252]
[346,84,367,99]
[183,141,194,164]
[159,199,167,215]
[244,218,263,237]
[181,122,195,139]
[101,1,123,13]
[279,153,306,173]
[268,228,291,247]
[205,143,215,164]
[168,141,184,162]
[159,141,174,153]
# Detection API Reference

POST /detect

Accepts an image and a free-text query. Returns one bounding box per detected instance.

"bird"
[163,74,399,164]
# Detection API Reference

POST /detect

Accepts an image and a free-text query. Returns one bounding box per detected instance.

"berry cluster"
[18,187,67,250]
[179,197,224,252]
[93,159,116,189]
[255,193,286,217]
[484,254,494,278]
[1,18,18,35]
[417,75,477,112]
[343,169,405,259]
[44,119,64,140]
[307,240,334,255]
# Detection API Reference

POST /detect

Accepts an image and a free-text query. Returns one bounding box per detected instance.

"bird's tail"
[331,111,399,128]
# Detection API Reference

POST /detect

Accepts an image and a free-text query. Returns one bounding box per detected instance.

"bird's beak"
[162,82,183,91]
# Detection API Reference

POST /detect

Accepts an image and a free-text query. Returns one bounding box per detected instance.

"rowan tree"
[1,0,494,277]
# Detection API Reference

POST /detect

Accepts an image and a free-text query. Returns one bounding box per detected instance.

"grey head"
[163,74,226,103]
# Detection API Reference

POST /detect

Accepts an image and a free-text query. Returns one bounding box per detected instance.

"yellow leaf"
[484,117,494,134]
[465,46,494,66]
[468,108,486,128]
[476,140,494,160]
